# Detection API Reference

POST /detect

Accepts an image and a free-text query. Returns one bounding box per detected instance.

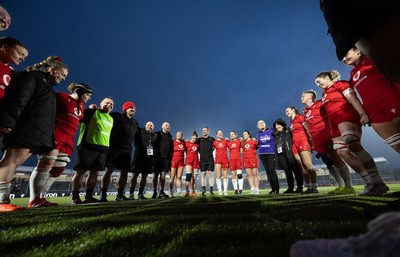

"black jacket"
[154,130,173,160]
[109,112,138,151]
[0,70,56,153]
[134,127,156,158]
[272,118,296,168]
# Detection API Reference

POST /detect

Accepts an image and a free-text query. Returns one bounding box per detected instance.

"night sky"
[3,0,399,175]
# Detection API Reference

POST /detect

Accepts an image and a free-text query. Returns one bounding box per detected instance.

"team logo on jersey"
[391,108,396,114]
[2,74,10,86]
[353,71,361,81]
[245,144,250,149]
[306,110,311,117]
[322,93,327,101]
[178,144,184,149]
[290,124,294,130]
[218,142,223,147]
[73,107,82,117]
[192,146,197,151]
[232,143,237,147]
[260,135,270,143]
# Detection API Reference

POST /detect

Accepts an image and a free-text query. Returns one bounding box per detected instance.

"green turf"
[1,185,399,257]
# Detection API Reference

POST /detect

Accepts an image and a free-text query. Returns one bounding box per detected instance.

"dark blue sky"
[3,1,399,173]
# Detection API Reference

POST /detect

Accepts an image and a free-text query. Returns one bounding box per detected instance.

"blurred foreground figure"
[291,211,400,257]
[0,5,11,31]
[320,0,400,83]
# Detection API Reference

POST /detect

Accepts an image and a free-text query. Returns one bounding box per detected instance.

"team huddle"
[1,1,400,212]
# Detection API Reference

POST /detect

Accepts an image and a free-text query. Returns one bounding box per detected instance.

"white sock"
[238,178,244,190]
[232,178,238,190]
[328,165,345,187]
[237,170,244,190]
[177,188,181,196]
[353,150,382,183]
[336,164,352,188]
[358,170,372,184]
[42,176,57,198]
[216,178,222,192]
[29,168,50,201]
[0,181,11,204]
[223,178,228,192]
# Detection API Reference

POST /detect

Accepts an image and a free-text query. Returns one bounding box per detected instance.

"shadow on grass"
[1,193,396,257]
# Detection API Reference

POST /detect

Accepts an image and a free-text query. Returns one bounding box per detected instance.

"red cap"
[122,101,136,112]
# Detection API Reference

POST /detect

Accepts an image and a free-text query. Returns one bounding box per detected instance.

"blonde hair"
[315,70,341,82]
[25,56,67,72]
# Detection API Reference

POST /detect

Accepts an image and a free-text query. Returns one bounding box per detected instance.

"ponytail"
[25,56,67,72]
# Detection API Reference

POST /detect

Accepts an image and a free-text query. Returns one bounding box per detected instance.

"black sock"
[210,186,213,193]
[117,188,124,197]
[72,191,80,199]
[202,186,206,192]
[86,188,94,199]
[101,188,108,198]
[130,187,135,194]
[139,187,144,194]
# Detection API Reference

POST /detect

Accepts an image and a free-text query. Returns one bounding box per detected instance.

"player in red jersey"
[342,47,400,154]
[286,107,318,194]
[0,37,29,152]
[185,131,200,197]
[28,82,93,207]
[0,37,28,101]
[213,130,229,195]
[315,70,389,196]
[242,131,259,194]
[169,131,186,197]
[301,90,354,194]
[227,131,243,194]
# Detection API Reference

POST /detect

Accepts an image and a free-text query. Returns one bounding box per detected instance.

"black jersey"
[198,136,215,161]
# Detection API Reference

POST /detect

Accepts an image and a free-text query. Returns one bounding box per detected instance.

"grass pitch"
[1,185,399,257]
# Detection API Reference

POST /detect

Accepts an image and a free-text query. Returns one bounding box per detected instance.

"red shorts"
[54,127,75,156]
[185,155,199,169]
[243,156,258,169]
[171,157,185,169]
[215,156,229,168]
[328,108,361,138]
[312,130,333,154]
[364,94,400,123]
[229,158,242,171]
[292,136,312,155]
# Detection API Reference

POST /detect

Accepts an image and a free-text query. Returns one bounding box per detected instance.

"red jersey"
[55,92,84,136]
[290,114,308,139]
[321,80,357,119]
[213,139,228,158]
[303,100,329,137]
[242,138,258,158]
[185,140,199,158]
[350,57,399,106]
[172,139,186,159]
[0,62,12,101]
[227,139,242,159]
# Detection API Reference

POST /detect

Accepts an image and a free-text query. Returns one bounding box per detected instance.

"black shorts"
[200,159,214,172]
[74,147,107,171]
[132,156,153,174]
[153,158,171,173]
[106,148,132,170]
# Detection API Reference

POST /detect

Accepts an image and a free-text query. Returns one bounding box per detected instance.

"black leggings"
[259,154,279,191]
[276,154,303,190]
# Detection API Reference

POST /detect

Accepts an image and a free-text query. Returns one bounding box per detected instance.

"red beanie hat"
[122,101,136,112]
